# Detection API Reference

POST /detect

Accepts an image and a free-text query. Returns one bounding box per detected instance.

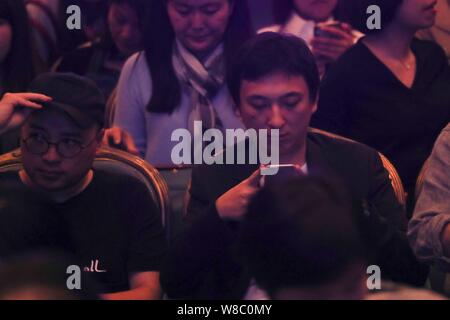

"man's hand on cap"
[0,93,52,134]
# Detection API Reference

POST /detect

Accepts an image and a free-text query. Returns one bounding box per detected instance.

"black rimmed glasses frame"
[22,133,100,159]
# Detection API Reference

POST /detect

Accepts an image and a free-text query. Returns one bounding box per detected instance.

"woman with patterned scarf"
[110,0,252,163]
[108,0,253,239]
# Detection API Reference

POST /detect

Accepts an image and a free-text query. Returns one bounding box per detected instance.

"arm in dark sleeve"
[127,180,167,273]
[160,166,241,299]
[361,150,428,286]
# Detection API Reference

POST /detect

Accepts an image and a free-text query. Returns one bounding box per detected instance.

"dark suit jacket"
[161,131,428,300]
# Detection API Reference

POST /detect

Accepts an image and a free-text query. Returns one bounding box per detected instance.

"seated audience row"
[160,33,428,300]
[53,0,146,98]
[0,0,449,300]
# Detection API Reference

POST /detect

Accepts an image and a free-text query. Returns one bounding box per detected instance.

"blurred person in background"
[53,0,146,98]
[239,177,369,300]
[106,0,253,240]
[26,0,109,68]
[416,0,450,64]
[260,0,362,76]
[0,251,101,300]
[408,124,450,287]
[312,0,450,215]
[240,177,445,300]
[110,0,253,164]
[0,0,38,153]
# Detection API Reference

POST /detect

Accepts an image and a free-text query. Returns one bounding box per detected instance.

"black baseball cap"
[28,73,106,129]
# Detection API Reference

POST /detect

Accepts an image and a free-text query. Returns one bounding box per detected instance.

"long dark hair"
[272,0,353,25]
[0,0,35,93]
[143,0,253,114]
[98,0,147,55]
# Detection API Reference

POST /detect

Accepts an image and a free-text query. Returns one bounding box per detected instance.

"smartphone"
[314,21,343,39]
[260,164,301,187]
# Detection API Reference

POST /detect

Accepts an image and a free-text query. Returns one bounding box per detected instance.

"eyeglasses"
[22,134,98,159]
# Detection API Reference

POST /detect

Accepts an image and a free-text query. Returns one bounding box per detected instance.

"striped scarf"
[172,40,225,132]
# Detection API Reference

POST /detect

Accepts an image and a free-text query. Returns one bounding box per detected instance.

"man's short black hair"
[227,32,320,106]
[239,176,366,296]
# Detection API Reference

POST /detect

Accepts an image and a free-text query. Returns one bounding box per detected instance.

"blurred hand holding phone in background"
[260,164,306,187]
[312,21,358,76]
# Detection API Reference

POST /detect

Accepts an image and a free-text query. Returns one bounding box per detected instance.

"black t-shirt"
[0,170,166,293]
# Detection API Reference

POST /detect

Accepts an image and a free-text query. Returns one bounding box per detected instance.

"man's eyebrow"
[28,124,82,138]
[280,92,303,98]
[247,95,270,100]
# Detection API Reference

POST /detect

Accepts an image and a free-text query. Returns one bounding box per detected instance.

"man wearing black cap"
[0,73,166,300]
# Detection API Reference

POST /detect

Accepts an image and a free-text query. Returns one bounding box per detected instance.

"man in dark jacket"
[161,33,428,300]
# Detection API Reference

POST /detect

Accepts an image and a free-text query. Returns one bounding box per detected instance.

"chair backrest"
[415,158,430,200]
[156,166,193,242]
[0,147,171,227]
[309,128,407,207]
[105,87,117,129]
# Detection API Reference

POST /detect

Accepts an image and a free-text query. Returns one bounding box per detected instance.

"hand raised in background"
[0,92,52,134]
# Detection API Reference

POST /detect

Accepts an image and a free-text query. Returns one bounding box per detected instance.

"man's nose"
[267,105,286,129]
[42,145,62,163]
[190,11,206,29]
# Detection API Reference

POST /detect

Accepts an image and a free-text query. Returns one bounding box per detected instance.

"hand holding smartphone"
[260,164,304,187]
[314,21,344,39]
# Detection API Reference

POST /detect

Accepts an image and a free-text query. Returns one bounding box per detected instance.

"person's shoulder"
[321,41,368,82]
[257,24,282,34]
[412,37,447,56]
[411,37,444,52]
[0,171,19,179]
[126,51,148,67]
[92,169,150,194]
[335,40,367,63]
[120,51,151,85]
[0,171,21,185]
[439,123,450,137]
[122,51,149,75]
[434,123,450,150]
[443,123,450,135]
[308,129,379,160]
